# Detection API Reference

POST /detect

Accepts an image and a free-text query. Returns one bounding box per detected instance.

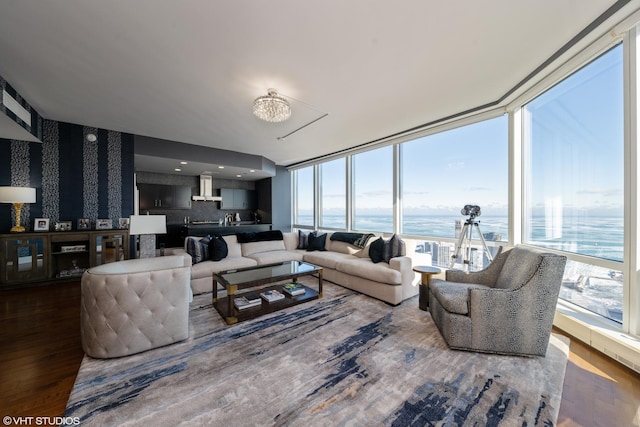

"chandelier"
[252,89,291,123]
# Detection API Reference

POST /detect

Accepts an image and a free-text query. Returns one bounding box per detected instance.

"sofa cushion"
[297,230,311,249]
[222,235,243,258]
[185,236,210,264]
[383,234,406,263]
[369,237,385,263]
[242,240,286,256]
[307,232,327,251]
[430,280,490,315]
[495,247,543,290]
[247,250,304,265]
[190,258,258,280]
[209,235,228,261]
[303,251,358,269]
[336,258,402,285]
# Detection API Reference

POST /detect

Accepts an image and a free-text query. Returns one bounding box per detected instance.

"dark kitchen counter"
[159,223,273,248]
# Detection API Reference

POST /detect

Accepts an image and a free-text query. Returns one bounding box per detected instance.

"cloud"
[576,188,622,198]
[447,162,465,170]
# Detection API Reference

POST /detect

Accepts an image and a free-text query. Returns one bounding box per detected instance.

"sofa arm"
[163,248,193,267]
[446,246,507,285]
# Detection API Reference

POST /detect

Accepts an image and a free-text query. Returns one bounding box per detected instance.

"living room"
[2,1,640,426]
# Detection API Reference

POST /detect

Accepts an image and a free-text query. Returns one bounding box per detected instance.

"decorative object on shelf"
[260,289,285,302]
[283,283,305,296]
[129,214,167,259]
[252,89,291,123]
[95,219,113,230]
[118,218,130,229]
[54,221,72,231]
[34,218,50,232]
[60,245,86,253]
[78,218,90,230]
[0,186,36,232]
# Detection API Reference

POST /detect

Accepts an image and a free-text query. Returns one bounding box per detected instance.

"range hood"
[192,175,222,201]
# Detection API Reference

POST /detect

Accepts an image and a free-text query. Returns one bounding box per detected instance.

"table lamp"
[129,214,167,258]
[0,186,36,232]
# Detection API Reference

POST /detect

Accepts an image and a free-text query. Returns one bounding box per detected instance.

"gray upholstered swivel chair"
[428,245,567,357]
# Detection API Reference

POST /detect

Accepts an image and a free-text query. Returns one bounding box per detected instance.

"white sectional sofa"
[166,231,417,305]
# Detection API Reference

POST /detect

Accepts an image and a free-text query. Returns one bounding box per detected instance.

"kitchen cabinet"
[139,184,191,210]
[220,188,256,210]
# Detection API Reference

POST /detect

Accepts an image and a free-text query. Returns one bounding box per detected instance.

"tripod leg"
[450,223,470,268]
[474,224,493,263]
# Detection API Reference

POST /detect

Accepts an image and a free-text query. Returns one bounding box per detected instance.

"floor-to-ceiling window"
[352,146,394,232]
[522,44,624,323]
[319,158,346,229]
[294,166,314,228]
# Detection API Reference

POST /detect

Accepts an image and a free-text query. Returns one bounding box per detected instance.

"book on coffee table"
[260,289,285,302]
[234,296,261,310]
[282,283,306,296]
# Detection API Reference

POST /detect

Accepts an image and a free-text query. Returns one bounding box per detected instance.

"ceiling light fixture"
[252,89,291,123]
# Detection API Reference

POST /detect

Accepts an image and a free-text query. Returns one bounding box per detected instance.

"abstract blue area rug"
[65,280,569,426]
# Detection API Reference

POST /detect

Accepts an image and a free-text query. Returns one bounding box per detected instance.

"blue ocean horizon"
[298,213,624,262]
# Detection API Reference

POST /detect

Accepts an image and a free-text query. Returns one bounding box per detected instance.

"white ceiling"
[0,1,635,175]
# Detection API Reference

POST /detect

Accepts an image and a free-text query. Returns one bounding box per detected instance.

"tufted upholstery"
[81,255,191,359]
[429,245,567,357]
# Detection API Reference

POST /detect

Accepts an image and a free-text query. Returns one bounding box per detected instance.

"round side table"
[413,266,442,311]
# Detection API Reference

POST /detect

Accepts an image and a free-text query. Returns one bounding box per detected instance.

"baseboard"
[554,303,640,374]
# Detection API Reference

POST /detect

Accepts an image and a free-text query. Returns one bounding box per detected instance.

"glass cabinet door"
[93,232,128,266]
[1,235,48,283]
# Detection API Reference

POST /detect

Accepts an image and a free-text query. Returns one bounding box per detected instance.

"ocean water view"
[298,213,624,322]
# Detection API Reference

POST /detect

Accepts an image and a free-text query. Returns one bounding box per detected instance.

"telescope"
[461,204,481,219]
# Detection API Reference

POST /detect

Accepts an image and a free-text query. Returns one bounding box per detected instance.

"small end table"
[413,266,442,311]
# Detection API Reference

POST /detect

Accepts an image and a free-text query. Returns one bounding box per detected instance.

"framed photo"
[54,221,72,232]
[118,217,130,229]
[95,219,113,230]
[34,218,50,232]
[77,218,90,230]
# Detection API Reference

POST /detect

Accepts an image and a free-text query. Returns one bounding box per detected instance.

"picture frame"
[54,221,72,232]
[118,217,130,229]
[95,219,113,230]
[77,218,90,230]
[34,218,50,232]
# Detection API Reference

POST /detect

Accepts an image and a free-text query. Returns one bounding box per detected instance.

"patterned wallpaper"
[0,120,134,233]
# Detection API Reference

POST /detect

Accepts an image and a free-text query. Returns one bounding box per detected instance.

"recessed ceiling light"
[236,174,242,178]
[86,133,97,142]
[249,170,255,173]
[180,161,188,165]
[218,166,225,169]
[174,168,181,172]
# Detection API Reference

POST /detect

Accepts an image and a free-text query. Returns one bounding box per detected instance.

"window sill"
[554,301,640,373]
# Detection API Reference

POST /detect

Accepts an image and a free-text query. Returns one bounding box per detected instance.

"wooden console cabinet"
[0,230,129,288]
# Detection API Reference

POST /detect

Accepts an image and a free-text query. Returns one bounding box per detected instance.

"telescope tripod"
[450,218,493,270]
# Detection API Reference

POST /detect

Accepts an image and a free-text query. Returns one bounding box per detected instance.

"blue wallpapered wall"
[0,119,134,233]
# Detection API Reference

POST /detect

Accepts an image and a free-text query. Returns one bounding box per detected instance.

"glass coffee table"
[212,261,323,325]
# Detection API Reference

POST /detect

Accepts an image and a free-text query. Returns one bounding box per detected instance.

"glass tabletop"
[217,261,320,285]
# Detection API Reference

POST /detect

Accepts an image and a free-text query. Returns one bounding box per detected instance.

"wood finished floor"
[1,281,639,426]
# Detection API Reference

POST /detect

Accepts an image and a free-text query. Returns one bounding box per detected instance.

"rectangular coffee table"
[212,261,323,325]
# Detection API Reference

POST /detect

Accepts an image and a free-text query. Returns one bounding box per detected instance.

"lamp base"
[9,225,26,233]
[139,234,157,259]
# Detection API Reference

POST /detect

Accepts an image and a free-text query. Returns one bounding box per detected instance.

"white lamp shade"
[129,215,167,235]
[0,186,36,203]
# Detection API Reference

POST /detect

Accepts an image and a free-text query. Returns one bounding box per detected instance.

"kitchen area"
[136,172,273,249]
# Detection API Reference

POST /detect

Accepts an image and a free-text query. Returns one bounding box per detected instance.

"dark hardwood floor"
[1,281,639,425]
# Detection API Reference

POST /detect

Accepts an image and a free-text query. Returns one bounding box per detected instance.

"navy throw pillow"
[369,237,385,263]
[209,235,228,261]
[306,232,327,251]
[383,234,405,263]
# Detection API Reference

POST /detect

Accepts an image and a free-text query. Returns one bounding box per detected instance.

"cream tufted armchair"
[429,245,567,357]
[81,255,192,358]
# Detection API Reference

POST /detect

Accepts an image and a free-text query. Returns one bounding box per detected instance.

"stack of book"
[234,293,261,310]
[260,289,285,303]
[282,283,306,296]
